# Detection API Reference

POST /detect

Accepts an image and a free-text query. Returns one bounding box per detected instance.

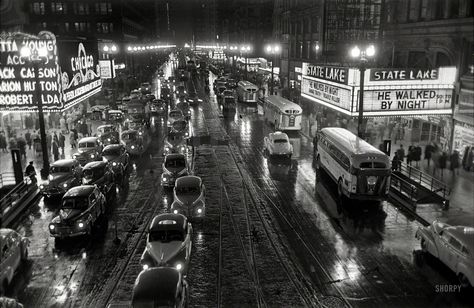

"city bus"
[236,81,258,103]
[314,127,391,201]
[263,95,302,131]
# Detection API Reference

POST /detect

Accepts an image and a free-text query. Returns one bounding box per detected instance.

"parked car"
[161,154,189,188]
[164,132,187,156]
[264,132,293,159]
[97,125,120,146]
[73,137,103,166]
[0,229,28,295]
[102,144,130,180]
[39,159,82,200]
[81,161,116,198]
[140,213,193,273]
[416,221,474,288]
[131,267,188,308]
[48,185,106,242]
[170,176,206,218]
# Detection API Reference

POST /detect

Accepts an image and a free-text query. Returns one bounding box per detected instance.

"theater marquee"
[301,63,456,117]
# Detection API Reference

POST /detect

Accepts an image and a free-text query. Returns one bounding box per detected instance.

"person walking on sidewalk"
[46,133,52,155]
[59,116,66,133]
[449,150,460,176]
[425,143,434,167]
[59,132,65,155]
[69,131,76,149]
[437,151,448,178]
[17,135,27,160]
[24,161,37,184]
[396,145,405,164]
[25,130,32,150]
[8,136,17,151]
[392,154,401,171]
[52,139,60,161]
[0,131,7,152]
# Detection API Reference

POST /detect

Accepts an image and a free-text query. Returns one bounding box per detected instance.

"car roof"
[446,226,474,251]
[78,137,98,144]
[103,144,123,151]
[51,159,77,167]
[165,153,186,161]
[98,124,115,129]
[149,213,187,232]
[83,161,107,170]
[108,109,123,114]
[63,185,95,197]
[132,268,180,302]
[271,132,289,139]
[175,175,201,187]
[0,228,19,239]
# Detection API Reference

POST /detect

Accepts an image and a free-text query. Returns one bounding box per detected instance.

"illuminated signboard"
[370,68,438,81]
[302,63,349,85]
[99,59,115,79]
[360,88,453,113]
[301,78,351,111]
[0,31,62,111]
[58,40,101,110]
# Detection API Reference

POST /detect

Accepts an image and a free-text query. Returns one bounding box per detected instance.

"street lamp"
[350,44,376,139]
[265,44,281,95]
[102,44,119,107]
[20,46,50,177]
[240,45,251,80]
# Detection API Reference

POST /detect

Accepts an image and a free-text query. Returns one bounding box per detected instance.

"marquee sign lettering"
[370,68,438,81]
[302,63,348,85]
[301,78,351,110]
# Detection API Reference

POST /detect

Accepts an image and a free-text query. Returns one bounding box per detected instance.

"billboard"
[58,39,101,109]
[0,31,62,111]
[301,78,352,111]
[302,63,350,85]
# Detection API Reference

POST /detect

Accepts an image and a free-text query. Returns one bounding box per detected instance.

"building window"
[74,3,90,15]
[32,2,45,15]
[65,22,69,32]
[420,0,429,19]
[96,22,114,34]
[41,22,47,28]
[408,0,419,21]
[303,18,309,34]
[449,0,460,18]
[74,22,88,32]
[51,2,67,14]
[95,2,112,15]
[311,17,319,33]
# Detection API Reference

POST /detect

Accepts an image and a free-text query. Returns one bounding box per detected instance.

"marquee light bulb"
[20,46,31,57]
[366,45,376,57]
[111,45,117,52]
[351,46,361,58]
[103,46,109,52]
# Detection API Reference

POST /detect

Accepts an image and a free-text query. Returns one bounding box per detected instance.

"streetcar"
[314,127,391,201]
[121,129,151,156]
[237,80,258,103]
[263,95,302,131]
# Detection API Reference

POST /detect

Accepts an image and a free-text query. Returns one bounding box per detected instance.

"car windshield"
[166,158,185,168]
[177,185,200,195]
[123,132,138,141]
[274,139,288,143]
[168,132,183,142]
[170,111,182,118]
[50,166,71,173]
[172,121,186,131]
[149,230,184,242]
[99,127,114,133]
[83,168,104,179]
[103,148,121,156]
[62,197,88,209]
[79,142,95,148]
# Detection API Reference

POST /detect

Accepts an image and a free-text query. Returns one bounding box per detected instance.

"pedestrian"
[52,140,60,161]
[67,115,73,131]
[414,146,422,167]
[59,132,65,155]
[17,135,27,160]
[24,161,37,183]
[391,155,401,171]
[425,143,434,167]
[69,131,76,149]
[25,130,32,150]
[449,150,460,176]
[59,116,66,132]
[0,132,7,152]
[407,145,414,166]
[8,136,17,151]
[438,151,448,178]
[53,131,59,145]
[396,145,405,164]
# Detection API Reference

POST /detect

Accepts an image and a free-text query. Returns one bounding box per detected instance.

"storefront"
[300,63,457,149]
[0,31,102,135]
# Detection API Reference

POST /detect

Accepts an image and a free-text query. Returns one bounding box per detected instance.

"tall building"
[382,0,474,151]
[193,0,217,44]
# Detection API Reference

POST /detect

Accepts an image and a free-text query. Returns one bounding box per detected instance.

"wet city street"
[3,66,472,307]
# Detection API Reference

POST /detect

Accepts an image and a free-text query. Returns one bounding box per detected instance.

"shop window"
[32,2,45,15]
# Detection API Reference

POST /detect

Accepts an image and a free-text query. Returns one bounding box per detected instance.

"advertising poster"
[301,78,351,111]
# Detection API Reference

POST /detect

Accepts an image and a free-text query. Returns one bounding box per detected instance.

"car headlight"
[131,145,135,149]
[107,138,111,142]
[49,224,55,230]
[173,209,178,214]
[112,162,117,167]
[167,120,171,125]
[40,184,45,190]
[78,222,85,229]
[175,263,183,271]
[48,174,54,181]
[90,154,95,159]
[143,264,149,270]
[139,132,142,136]
[63,183,68,188]
[197,208,203,214]
[162,177,168,182]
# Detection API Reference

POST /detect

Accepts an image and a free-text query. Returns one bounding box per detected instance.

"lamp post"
[350,44,376,139]
[103,44,119,108]
[229,46,238,74]
[20,46,50,177]
[265,44,281,96]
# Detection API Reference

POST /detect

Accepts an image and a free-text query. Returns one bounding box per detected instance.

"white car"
[140,214,193,273]
[416,221,474,288]
[264,132,293,159]
[170,176,206,218]
[73,137,103,165]
[0,229,28,295]
[161,154,189,188]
